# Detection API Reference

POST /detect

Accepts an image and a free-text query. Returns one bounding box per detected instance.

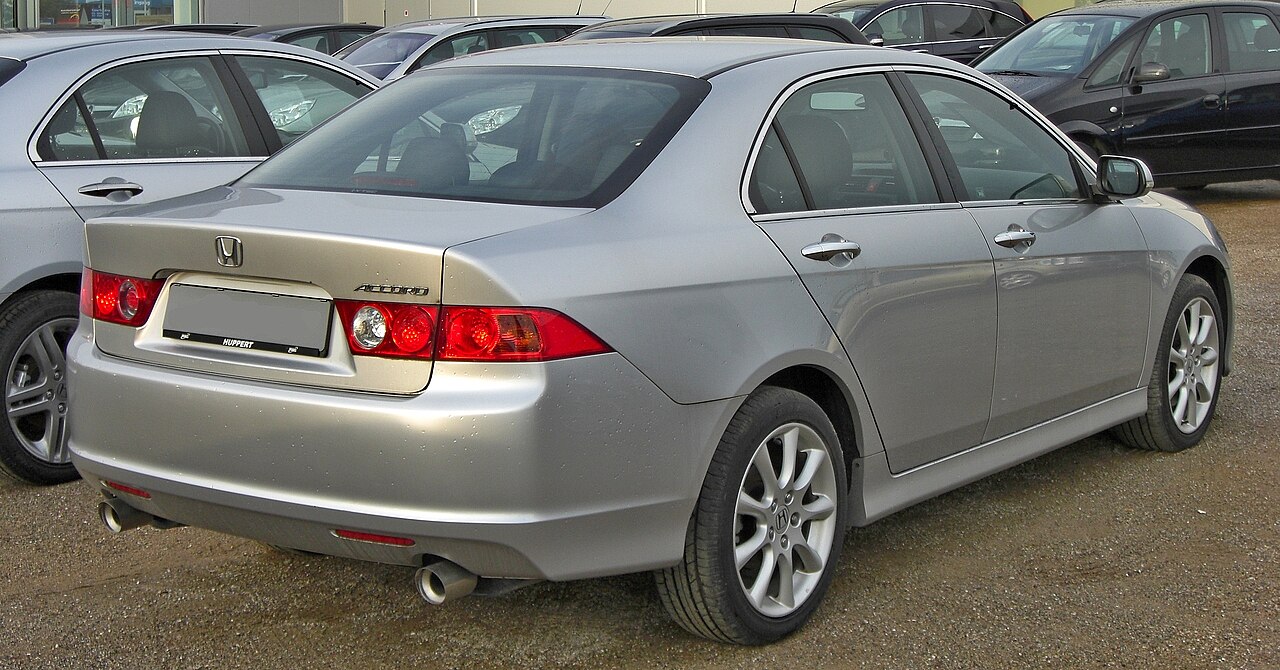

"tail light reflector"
[103,480,152,499]
[332,529,416,546]
[81,268,164,327]
[336,301,611,362]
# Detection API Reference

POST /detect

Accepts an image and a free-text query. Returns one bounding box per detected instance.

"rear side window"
[932,6,990,40]
[790,25,852,42]
[37,56,251,162]
[339,31,436,78]
[750,73,939,214]
[1223,12,1280,72]
[232,55,370,146]
[241,67,710,208]
[415,32,488,70]
[286,32,330,53]
[709,25,789,37]
[0,57,24,88]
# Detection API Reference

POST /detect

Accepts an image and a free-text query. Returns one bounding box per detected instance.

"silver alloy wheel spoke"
[5,318,77,465]
[734,421,838,618]
[1167,297,1219,434]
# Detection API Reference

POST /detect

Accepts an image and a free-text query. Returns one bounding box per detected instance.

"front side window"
[988,11,1024,37]
[907,73,1081,201]
[1223,12,1280,72]
[1139,14,1211,79]
[977,15,1136,75]
[709,25,788,37]
[241,67,709,208]
[491,27,565,48]
[286,32,330,53]
[1086,34,1137,87]
[750,73,938,214]
[932,6,989,41]
[233,56,370,146]
[38,56,250,162]
[865,7,926,45]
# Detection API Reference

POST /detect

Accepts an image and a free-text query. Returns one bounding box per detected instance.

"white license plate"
[162,284,332,357]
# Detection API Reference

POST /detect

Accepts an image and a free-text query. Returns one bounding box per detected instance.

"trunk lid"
[86,186,587,394]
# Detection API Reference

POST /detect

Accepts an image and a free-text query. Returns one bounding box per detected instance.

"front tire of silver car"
[655,386,847,644]
[1113,274,1222,452]
[0,291,80,485]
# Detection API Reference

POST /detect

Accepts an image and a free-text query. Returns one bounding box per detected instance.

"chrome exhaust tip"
[415,559,478,605]
[98,497,152,533]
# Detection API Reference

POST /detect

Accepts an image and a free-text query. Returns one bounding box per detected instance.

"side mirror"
[1131,61,1170,84]
[867,33,885,47]
[1095,155,1154,200]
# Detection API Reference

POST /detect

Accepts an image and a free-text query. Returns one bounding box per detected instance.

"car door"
[748,70,998,473]
[928,4,995,63]
[33,54,267,223]
[1219,9,1280,172]
[902,71,1150,441]
[1120,12,1228,178]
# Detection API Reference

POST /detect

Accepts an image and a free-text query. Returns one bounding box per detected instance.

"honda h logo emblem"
[215,236,242,267]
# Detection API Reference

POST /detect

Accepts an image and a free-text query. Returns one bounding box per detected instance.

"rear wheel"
[1113,274,1222,452]
[0,291,80,484]
[655,386,847,644]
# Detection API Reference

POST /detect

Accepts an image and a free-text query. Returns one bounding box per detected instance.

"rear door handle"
[993,228,1036,249]
[78,178,144,198]
[977,44,995,50]
[802,238,862,262]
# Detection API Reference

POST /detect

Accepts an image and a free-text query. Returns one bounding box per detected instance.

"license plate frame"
[162,284,332,357]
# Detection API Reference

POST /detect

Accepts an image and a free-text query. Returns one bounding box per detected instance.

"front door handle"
[977,43,995,51]
[77,178,144,198]
[802,238,862,262]
[993,228,1036,249]
[1201,94,1221,109]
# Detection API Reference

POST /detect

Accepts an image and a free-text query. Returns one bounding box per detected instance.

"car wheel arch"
[1184,254,1233,377]
[1,271,81,313]
[756,364,866,488]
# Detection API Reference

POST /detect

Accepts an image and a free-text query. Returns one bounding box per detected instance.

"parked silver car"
[333,15,606,80]
[68,39,1233,644]
[0,32,377,484]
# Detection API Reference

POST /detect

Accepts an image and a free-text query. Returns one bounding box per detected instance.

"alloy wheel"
[1167,297,1219,434]
[5,318,77,465]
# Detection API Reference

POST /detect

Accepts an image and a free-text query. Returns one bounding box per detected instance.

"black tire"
[1113,275,1222,452]
[655,386,847,644]
[0,291,81,485]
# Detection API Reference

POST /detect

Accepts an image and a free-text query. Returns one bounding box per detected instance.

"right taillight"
[81,268,164,327]
[335,301,611,362]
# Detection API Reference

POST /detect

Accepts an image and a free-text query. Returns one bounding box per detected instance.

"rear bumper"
[67,336,733,580]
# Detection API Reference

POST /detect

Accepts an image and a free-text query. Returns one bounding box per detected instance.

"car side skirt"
[850,388,1146,526]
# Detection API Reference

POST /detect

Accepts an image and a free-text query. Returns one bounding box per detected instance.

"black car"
[974,0,1280,188]
[232,23,381,55]
[813,0,1031,62]
[563,13,868,44]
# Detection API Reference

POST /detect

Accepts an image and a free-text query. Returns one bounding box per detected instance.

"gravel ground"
[3,182,1277,670]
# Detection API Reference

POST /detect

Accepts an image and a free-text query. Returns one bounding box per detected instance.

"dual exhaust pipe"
[99,497,482,605]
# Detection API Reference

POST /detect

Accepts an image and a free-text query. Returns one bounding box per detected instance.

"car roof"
[235,23,379,38]
[0,31,362,63]
[428,36,878,78]
[574,13,858,34]
[376,15,606,35]
[1051,0,1280,17]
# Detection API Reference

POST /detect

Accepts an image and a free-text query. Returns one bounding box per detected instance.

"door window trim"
[861,2,1024,46]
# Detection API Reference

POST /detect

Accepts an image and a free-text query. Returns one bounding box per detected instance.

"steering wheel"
[1010,172,1067,200]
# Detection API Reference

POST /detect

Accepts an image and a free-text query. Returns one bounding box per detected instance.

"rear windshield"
[337,31,436,77]
[240,66,710,208]
[977,15,1136,75]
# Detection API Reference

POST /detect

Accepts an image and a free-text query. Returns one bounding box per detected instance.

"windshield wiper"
[984,69,1042,77]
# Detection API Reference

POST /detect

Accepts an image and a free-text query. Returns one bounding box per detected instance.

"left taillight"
[81,268,164,327]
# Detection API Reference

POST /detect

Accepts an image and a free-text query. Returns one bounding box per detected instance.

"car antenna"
[576,0,583,15]
[792,0,799,11]
[602,0,614,16]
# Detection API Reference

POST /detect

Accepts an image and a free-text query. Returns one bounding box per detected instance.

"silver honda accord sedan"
[67,39,1234,644]
[0,31,377,485]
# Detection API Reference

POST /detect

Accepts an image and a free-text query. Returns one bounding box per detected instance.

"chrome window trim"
[753,201,964,222]
[741,64,1096,219]
[34,156,266,168]
[27,48,374,166]
[861,2,1024,45]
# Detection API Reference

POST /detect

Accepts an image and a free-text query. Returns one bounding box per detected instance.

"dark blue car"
[974,0,1280,188]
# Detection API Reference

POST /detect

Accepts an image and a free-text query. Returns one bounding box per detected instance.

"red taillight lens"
[336,301,611,362]
[81,268,164,327]
[438,307,611,362]
[335,300,438,359]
